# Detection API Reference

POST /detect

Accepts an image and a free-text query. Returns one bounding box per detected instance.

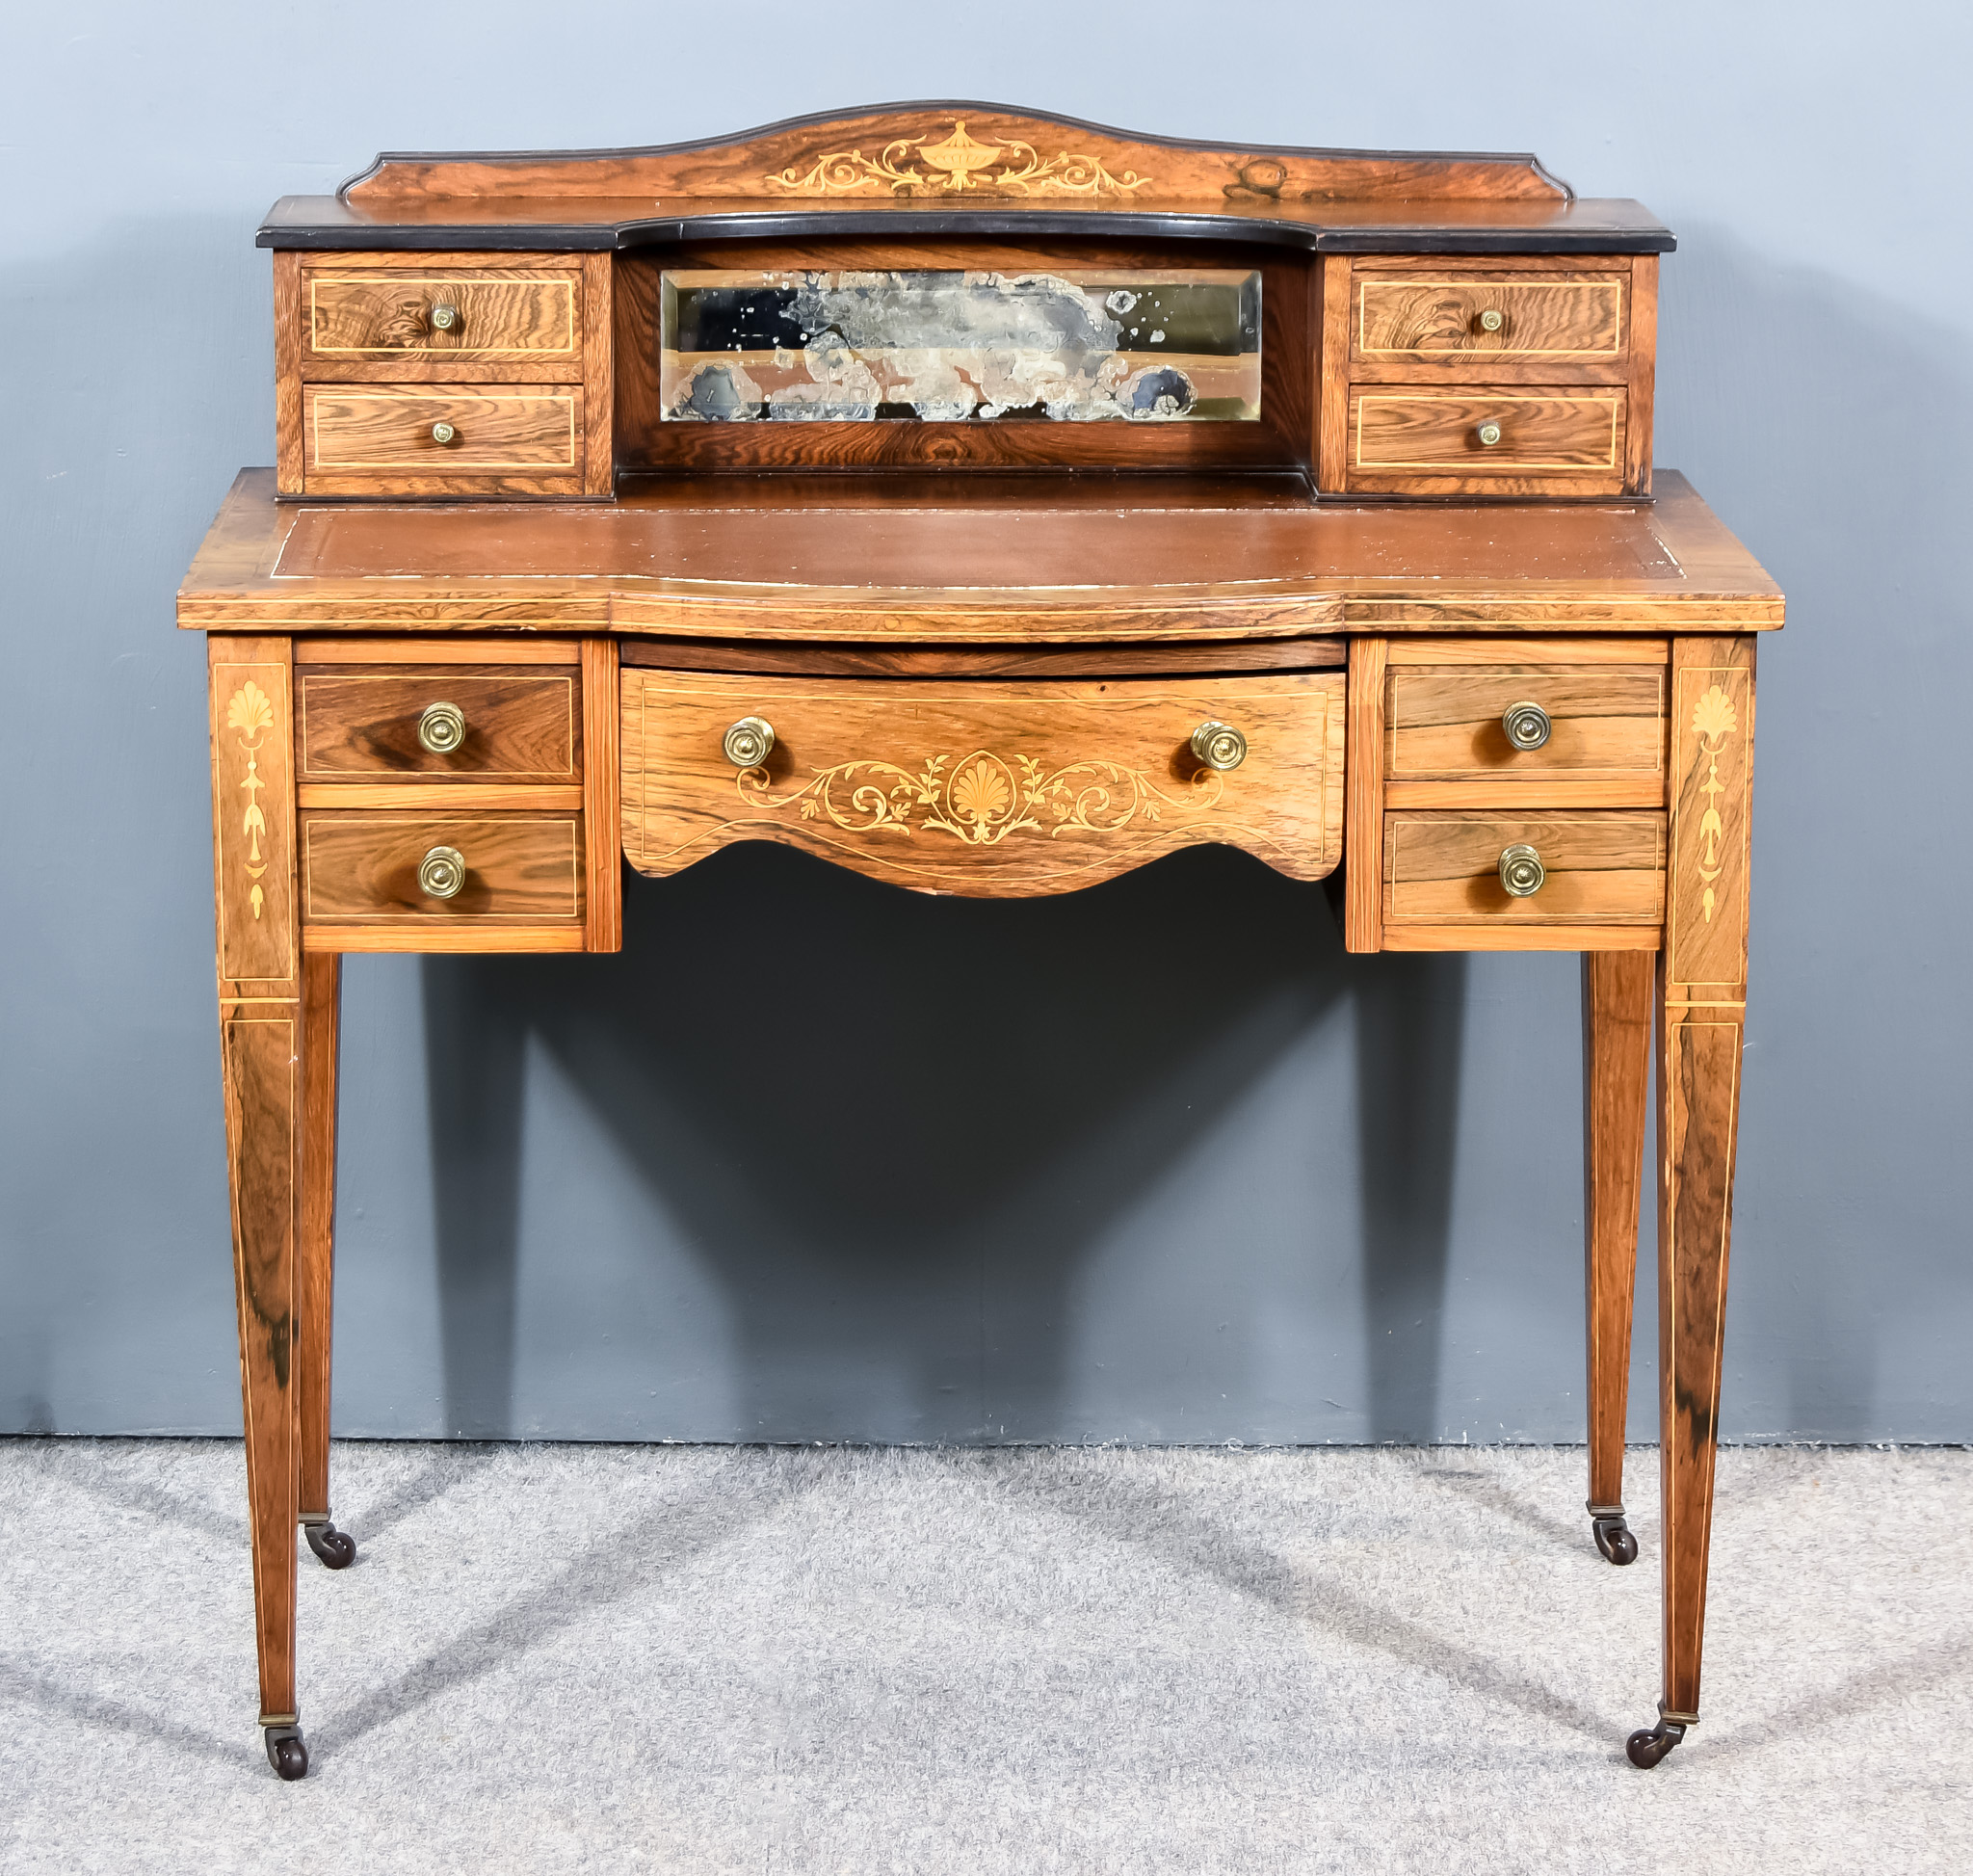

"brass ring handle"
[431,421,457,445]
[1498,843,1545,898]
[723,716,776,767]
[1478,307,1505,333]
[418,845,467,900]
[416,700,467,754]
[1190,721,1248,771]
[1500,700,1552,751]
[428,304,460,331]
[1476,419,1503,447]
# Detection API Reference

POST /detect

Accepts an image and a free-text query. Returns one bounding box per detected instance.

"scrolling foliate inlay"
[767,119,1152,198]
[211,652,295,991]
[1688,684,1737,925]
[736,748,1221,844]
[1667,654,1753,996]
[226,681,276,921]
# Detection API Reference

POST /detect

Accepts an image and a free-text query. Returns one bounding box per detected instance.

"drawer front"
[299,668,580,782]
[1352,388,1624,477]
[621,669,1345,895]
[1355,274,1624,362]
[1386,665,1666,788]
[303,384,582,483]
[1383,811,1665,927]
[302,812,584,923]
[304,268,580,363]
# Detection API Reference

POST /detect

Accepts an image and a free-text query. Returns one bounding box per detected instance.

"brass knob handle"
[416,700,467,754]
[1498,843,1545,898]
[431,421,458,446]
[723,716,776,767]
[1478,307,1505,333]
[1476,419,1503,447]
[1500,700,1552,751]
[418,845,466,900]
[429,304,460,332]
[1190,721,1247,771]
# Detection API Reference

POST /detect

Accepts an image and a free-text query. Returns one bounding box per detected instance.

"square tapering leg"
[299,953,342,1528]
[1631,635,1755,1767]
[209,637,303,1731]
[1583,950,1653,1564]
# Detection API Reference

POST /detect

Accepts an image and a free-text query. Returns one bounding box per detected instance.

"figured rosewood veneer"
[190,104,1778,1784]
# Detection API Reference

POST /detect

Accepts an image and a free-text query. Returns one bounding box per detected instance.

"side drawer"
[298,666,581,782]
[303,263,582,370]
[1383,810,1665,929]
[1354,271,1626,363]
[1385,663,1665,799]
[301,811,585,925]
[302,383,584,495]
[620,668,1345,896]
[1349,387,1625,496]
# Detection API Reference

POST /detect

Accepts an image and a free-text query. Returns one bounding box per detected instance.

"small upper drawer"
[1386,664,1666,786]
[1354,273,1625,362]
[303,384,582,477]
[1353,388,1624,478]
[298,666,580,782]
[300,384,586,496]
[303,266,581,365]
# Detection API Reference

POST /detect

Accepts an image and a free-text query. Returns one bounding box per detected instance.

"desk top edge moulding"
[183,102,1777,1781]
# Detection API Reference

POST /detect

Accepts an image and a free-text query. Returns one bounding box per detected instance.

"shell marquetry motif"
[736,747,1222,845]
[766,119,1152,198]
[225,679,276,920]
[1689,683,1739,923]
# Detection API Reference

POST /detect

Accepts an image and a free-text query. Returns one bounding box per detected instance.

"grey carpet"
[0,1442,1966,1873]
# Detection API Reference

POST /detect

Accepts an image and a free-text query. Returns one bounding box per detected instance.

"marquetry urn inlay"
[766,118,1152,198]
[226,680,277,920]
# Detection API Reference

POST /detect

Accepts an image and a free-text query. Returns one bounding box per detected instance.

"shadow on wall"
[1658,229,1973,1440]
[418,843,1469,1444]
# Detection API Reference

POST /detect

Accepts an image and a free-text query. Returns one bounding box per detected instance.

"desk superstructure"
[181,105,1779,1779]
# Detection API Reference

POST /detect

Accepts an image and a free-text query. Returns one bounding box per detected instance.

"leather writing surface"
[274,494,1681,589]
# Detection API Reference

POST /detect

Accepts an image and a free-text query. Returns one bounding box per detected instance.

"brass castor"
[305,1519,356,1569]
[265,1724,309,1781]
[1592,1513,1638,1566]
[1625,1718,1686,1768]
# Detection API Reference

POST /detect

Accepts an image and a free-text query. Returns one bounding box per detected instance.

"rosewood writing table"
[181,105,1780,1780]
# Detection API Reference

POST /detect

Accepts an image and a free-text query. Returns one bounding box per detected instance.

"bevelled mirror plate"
[659,269,1262,423]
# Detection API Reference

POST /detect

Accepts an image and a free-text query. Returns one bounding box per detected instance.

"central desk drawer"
[298,666,581,782]
[620,668,1345,895]
[301,811,585,924]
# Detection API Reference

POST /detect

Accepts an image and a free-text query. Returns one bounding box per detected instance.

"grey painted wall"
[4,2,1969,1444]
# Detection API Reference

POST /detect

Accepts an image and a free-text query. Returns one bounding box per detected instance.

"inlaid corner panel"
[621,669,1344,895]
[1667,640,1755,999]
[208,642,298,993]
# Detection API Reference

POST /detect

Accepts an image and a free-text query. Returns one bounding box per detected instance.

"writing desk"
[180,106,1780,1779]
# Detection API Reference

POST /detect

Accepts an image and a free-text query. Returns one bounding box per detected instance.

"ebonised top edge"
[256,202,1675,254]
